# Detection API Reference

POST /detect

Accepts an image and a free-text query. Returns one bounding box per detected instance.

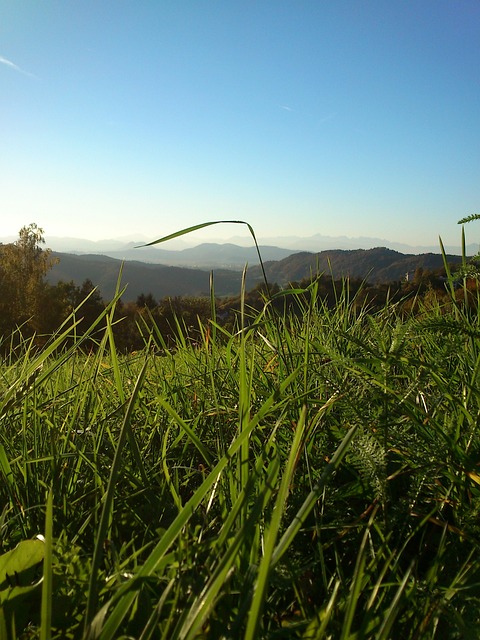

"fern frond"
[350,429,387,504]
[458,214,480,225]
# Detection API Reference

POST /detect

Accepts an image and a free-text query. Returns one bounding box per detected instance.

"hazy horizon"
[1,228,476,257]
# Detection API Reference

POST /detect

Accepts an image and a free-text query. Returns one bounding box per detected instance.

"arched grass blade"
[137,220,270,295]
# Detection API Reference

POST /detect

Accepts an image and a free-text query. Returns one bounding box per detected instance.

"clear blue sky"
[1,1,479,247]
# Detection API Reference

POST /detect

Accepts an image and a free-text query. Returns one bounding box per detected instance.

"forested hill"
[47,247,465,301]
[248,247,464,285]
[47,252,243,300]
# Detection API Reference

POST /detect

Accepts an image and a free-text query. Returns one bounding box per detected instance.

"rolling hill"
[247,247,465,285]
[47,252,243,301]
[47,247,465,302]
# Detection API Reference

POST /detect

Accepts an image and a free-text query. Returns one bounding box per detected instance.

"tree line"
[0,225,220,352]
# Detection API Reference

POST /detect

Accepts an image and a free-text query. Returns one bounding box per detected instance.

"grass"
[1,227,480,637]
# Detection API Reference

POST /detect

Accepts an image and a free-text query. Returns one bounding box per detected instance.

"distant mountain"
[247,247,465,285]
[3,232,473,262]
[99,243,298,269]
[226,233,476,256]
[39,240,297,270]
[43,235,193,253]
[46,247,466,303]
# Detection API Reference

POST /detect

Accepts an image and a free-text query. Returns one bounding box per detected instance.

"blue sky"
[1,1,479,248]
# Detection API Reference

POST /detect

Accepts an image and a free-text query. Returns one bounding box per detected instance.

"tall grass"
[0,223,480,637]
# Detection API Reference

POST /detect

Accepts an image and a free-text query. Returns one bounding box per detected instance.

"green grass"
[1,251,480,638]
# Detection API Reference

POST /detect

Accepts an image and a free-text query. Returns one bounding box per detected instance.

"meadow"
[1,223,480,639]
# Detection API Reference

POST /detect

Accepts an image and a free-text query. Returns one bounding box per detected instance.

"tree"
[0,224,57,335]
[74,279,106,336]
[136,292,157,309]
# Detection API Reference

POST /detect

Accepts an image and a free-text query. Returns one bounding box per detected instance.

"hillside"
[248,247,464,285]
[47,252,243,301]
[47,247,465,302]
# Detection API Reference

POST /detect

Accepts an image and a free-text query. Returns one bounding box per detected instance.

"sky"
[1,1,479,249]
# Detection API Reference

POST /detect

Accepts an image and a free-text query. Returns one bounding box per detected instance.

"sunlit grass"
[1,237,480,638]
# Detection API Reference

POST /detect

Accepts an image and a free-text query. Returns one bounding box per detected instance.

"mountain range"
[86,242,299,270]
[0,232,474,263]
[46,246,465,302]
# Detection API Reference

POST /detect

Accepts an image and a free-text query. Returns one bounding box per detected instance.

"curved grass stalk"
[137,220,270,297]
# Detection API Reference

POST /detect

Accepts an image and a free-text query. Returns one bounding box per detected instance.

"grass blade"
[91,370,299,639]
[271,422,358,568]
[244,405,308,640]
[40,490,53,640]
[84,356,149,634]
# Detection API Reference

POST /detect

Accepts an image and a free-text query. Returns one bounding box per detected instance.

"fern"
[349,428,388,505]
[458,213,480,225]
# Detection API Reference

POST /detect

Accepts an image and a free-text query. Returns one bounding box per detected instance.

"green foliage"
[0,539,45,637]
[453,214,480,281]
[0,224,57,337]
[1,221,480,637]
[458,213,480,225]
